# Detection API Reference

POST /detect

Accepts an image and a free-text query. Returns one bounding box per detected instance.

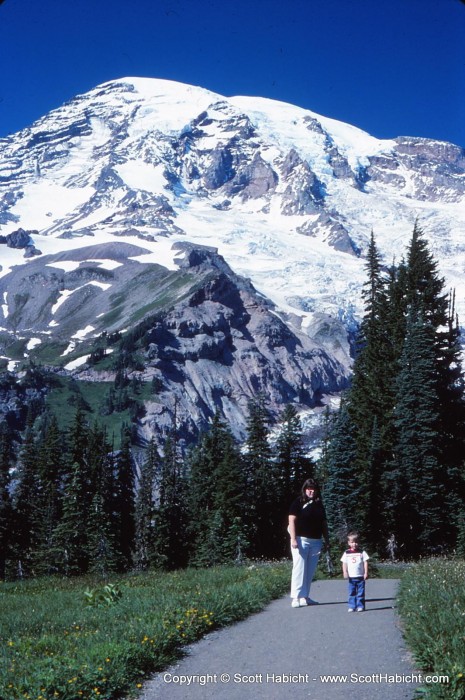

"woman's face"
[305,487,315,499]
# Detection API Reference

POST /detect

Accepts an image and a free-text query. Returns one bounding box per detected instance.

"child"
[341,531,369,612]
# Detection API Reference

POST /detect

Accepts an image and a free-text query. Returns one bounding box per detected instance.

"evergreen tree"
[113,430,136,570]
[244,395,278,558]
[134,438,160,570]
[401,225,465,551]
[275,404,310,497]
[51,409,92,575]
[405,222,448,327]
[315,406,333,489]
[323,402,360,540]
[343,233,393,544]
[436,291,465,546]
[87,491,119,577]
[12,415,42,577]
[389,310,442,556]
[31,415,66,575]
[325,224,465,555]
[86,424,119,575]
[69,406,89,473]
[0,422,13,579]
[274,404,313,555]
[152,423,188,569]
[187,412,246,566]
[52,460,90,575]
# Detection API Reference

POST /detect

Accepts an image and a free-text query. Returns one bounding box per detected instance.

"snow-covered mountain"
[0,77,464,440]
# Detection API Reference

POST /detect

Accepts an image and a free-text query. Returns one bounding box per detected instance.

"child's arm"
[342,561,348,579]
[364,559,368,580]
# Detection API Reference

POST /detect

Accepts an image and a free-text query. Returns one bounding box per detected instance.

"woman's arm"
[322,518,330,549]
[288,514,298,548]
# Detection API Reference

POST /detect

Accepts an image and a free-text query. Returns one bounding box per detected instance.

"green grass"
[397,558,465,698]
[45,377,155,445]
[0,563,291,700]
[29,341,71,365]
[3,338,29,361]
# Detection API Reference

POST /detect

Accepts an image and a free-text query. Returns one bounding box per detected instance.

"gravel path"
[139,579,421,699]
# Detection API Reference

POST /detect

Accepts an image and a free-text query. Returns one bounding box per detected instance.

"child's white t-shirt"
[340,549,369,577]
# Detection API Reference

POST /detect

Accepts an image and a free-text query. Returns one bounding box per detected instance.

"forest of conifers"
[0,225,464,579]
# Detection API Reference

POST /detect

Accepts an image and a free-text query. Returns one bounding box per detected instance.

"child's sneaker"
[356,607,364,612]
[348,608,355,612]
[291,599,301,608]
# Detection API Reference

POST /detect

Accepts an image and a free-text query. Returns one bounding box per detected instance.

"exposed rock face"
[23,245,42,258]
[366,137,465,201]
[297,213,359,256]
[171,101,279,202]
[226,151,278,199]
[0,240,348,443]
[5,228,36,248]
[280,149,324,215]
[0,228,42,257]
[131,245,349,441]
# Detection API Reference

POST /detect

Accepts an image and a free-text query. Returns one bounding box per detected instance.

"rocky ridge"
[0,77,464,441]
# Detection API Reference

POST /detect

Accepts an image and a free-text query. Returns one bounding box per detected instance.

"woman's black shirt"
[289,498,326,538]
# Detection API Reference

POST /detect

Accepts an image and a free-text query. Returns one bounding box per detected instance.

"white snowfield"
[0,76,464,339]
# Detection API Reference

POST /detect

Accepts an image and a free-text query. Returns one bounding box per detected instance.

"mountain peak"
[0,77,464,373]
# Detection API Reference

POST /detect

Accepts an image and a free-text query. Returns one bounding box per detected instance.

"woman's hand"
[290,537,298,549]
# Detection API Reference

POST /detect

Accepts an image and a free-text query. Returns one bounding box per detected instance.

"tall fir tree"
[134,437,160,570]
[31,414,66,575]
[51,409,93,574]
[389,311,443,556]
[244,395,280,558]
[436,291,465,545]
[323,401,360,539]
[113,430,136,570]
[152,417,188,569]
[340,233,393,545]
[274,404,313,555]
[52,459,91,575]
[87,491,119,577]
[275,404,310,497]
[0,421,13,579]
[326,224,465,555]
[11,413,42,578]
[187,411,246,566]
[86,424,119,575]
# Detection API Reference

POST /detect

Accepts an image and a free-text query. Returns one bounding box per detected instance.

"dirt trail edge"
[139,579,420,700]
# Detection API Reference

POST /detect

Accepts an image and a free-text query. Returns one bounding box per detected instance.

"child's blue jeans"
[348,577,365,610]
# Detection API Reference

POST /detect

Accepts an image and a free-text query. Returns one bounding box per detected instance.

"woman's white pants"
[290,537,322,599]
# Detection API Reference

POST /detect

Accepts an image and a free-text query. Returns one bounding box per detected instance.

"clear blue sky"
[1,0,464,145]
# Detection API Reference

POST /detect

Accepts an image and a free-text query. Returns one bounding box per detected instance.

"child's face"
[348,538,358,550]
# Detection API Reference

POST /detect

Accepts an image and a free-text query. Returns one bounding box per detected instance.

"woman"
[288,478,329,608]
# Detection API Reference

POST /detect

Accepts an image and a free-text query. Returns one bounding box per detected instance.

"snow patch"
[51,288,77,315]
[26,338,42,350]
[72,325,95,340]
[88,281,112,291]
[64,355,90,370]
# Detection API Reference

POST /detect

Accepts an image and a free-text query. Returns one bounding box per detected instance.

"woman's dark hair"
[300,478,321,502]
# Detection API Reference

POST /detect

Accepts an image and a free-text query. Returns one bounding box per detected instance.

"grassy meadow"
[0,563,290,700]
[397,558,465,699]
[2,556,464,700]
